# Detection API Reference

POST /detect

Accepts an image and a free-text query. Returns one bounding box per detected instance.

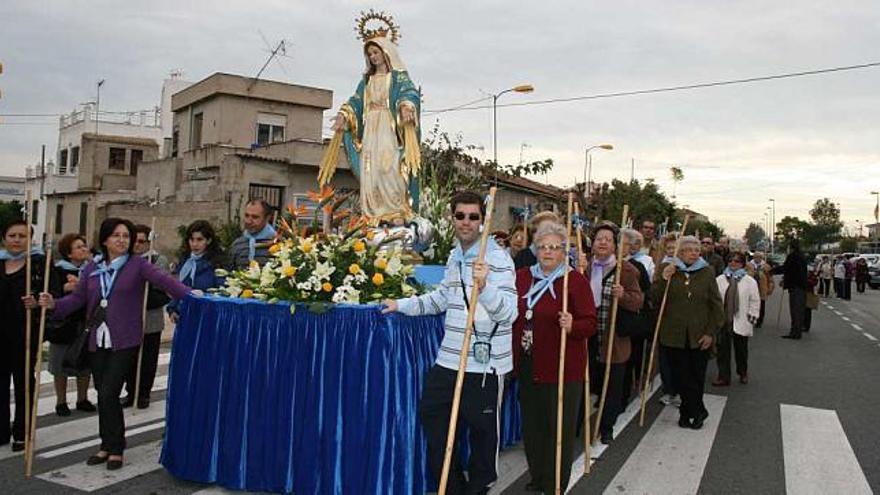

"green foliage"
[0,200,24,232]
[838,237,859,252]
[744,222,767,250]
[806,198,843,249]
[775,215,811,251]
[687,219,725,240]
[501,158,554,178]
[588,179,677,228]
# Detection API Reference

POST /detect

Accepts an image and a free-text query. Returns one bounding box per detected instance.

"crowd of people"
[0,199,278,469]
[3,190,869,490]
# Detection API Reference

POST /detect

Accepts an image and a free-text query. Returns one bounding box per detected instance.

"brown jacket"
[746,262,775,300]
[596,260,644,363]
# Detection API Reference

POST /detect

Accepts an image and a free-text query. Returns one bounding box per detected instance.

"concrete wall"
[79,135,159,191]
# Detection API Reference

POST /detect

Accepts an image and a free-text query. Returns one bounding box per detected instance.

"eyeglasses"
[454,212,481,222]
[537,244,563,252]
[701,241,713,245]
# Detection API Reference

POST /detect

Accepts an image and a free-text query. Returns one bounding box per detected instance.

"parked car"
[869,265,880,290]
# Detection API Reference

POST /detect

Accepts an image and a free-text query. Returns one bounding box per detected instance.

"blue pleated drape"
[161,297,522,494]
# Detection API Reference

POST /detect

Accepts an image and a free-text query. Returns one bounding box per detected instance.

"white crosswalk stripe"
[781,404,872,494]
[604,394,726,494]
[36,439,164,491]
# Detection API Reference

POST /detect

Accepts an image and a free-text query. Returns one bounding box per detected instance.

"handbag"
[805,291,819,310]
[61,323,90,376]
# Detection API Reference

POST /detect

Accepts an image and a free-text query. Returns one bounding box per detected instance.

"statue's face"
[366,44,386,69]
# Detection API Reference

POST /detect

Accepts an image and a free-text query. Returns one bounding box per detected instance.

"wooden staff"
[22,190,33,466]
[554,193,574,494]
[574,203,584,274]
[438,187,497,495]
[639,214,690,426]
[25,218,53,477]
[573,203,591,475]
[133,217,156,414]
[592,205,629,443]
[776,287,786,330]
[523,198,530,250]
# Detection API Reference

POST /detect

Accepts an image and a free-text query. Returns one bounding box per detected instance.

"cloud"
[1,0,878,236]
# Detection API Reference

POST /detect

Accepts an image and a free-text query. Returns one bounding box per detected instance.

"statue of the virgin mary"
[318,10,421,224]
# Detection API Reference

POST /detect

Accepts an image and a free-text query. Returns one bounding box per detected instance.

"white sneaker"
[671,395,682,407]
[659,394,674,406]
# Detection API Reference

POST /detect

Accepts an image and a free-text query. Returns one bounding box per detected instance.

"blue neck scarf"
[245,224,276,262]
[724,267,747,280]
[674,256,709,273]
[450,237,499,266]
[55,259,85,273]
[90,254,129,302]
[0,247,45,261]
[178,252,204,282]
[523,263,566,307]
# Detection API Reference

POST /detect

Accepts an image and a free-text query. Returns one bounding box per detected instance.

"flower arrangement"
[213,186,420,312]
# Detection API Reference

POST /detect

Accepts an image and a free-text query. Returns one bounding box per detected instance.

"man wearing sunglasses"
[383,190,517,494]
[701,237,725,276]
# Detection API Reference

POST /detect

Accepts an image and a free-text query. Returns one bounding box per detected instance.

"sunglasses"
[537,244,563,252]
[454,212,481,222]
[701,241,713,245]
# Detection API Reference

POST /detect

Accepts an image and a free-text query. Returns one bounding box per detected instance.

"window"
[59,149,68,175]
[171,126,179,158]
[191,112,203,149]
[130,149,143,176]
[255,113,286,146]
[70,146,80,174]
[79,202,88,234]
[292,194,321,227]
[248,183,284,217]
[108,147,126,170]
[55,204,63,234]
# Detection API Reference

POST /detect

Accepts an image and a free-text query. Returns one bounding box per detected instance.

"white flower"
[385,256,403,276]
[314,261,336,281]
[226,286,242,298]
[402,283,416,296]
[247,263,261,280]
[332,284,361,304]
[260,264,277,286]
[297,281,312,291]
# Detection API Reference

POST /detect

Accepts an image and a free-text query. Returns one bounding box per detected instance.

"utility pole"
[95,79,105,134]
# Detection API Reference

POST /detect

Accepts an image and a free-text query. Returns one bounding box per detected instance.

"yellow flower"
[268,243,281,254]
[349,263,361,275]
[241,289,254,299]
[372,273,385,286]
[365,230,376,241]
[374,258,388,270]
[301,240,313,253]
[322,282,333,292]
[249,260,259,270]
[353,240,366,253]
[283,265,297,278]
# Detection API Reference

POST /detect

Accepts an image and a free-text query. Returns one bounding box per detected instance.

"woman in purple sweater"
[37,218,195,470]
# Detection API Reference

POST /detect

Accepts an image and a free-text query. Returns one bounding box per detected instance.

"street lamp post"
[95,79,105,134]
[492,84,534,168]
[583,144,613,204]
[769,198,776,255]
[872,191,880,241]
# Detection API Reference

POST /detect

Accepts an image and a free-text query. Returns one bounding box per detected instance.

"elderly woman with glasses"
[512,222,597,494]
[655,235,724,429]
[713,251,760,386]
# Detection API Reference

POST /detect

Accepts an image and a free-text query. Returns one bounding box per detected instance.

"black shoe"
[11,441,25,452]
[691,410,709,430]
[55,403,71,417]
[120,396,134,408]
[678,416,692,428]
[781,334,802,340]
[600,430,613,445]
[136,398,149,410]
[86,454,108,465]
[107,458,123,470]
[76,399,97,412]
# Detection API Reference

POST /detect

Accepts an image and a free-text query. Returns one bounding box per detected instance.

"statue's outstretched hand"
[331,112,347,132]
[400,105,415,125]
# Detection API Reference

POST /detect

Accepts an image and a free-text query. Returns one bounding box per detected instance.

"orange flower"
[307,185,336,204]
[353,240,366,253]
[374,258,388,270]
[288,203,308,218]
[333,208,351,221]
[268,243,282,254]
[282,265,296,278]
[241,289,254,299]
[365,230,376,241]
[349,263,361,275]
[372,273,385,286]
[322,282,333,292]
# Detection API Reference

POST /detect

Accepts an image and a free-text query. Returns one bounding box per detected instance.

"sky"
[1,0,879,236]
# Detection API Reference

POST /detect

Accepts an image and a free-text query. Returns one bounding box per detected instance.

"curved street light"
[583,144,614,201]
[492,84,534,167]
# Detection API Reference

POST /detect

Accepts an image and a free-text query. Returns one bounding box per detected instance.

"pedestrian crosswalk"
[4,350,877,494]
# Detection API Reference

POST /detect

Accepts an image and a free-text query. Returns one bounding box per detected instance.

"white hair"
[678,235,701,250]
[620,228,643,246]
[533,222,567,247]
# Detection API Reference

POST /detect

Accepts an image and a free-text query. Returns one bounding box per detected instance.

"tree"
[587,179,677,229]
[669,166,684,199]
[687,219,725,240]
[775,215,810,251]
[839,237,859,253]
[807,198,843,250]
[744,222,767,250]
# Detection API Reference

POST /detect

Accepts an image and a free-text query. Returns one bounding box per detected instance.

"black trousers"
[124,332,161,401]
[843,279,852,300]
[658,344,677,396]
[857,280,866,293]
[518,356,581,494]
[622,336,646,406]
[665,344,709,422]
[820,278,831,297]
[788,287,806,337]
[420,365,503,495]
[0,339,36,444]
[592,361,625,435]
[715,325,748,381]
[91,347,138,455]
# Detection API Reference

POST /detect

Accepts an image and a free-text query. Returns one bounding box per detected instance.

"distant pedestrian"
[513,211,560,270]
[833,258,846,298]
[817,256,833,297]
[508,224,527,260]
[842,258,854,300]
[701,237,725,276]
[776,240,808,339]
[746,252,774,328]
[855,258,869,294]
